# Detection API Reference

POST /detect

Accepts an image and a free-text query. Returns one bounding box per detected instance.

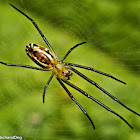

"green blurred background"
[0,0,140,139]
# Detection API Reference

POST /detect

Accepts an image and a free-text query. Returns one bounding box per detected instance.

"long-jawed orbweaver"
[0,4,140,130]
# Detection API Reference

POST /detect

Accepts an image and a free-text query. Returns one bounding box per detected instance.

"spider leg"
[57,78,95,130]
[43,74,54,103]
[65,63,126,84]
[0,61,49,71]
[61,79,133,129]
[9,4,55,55]
[70,67,140,117]
[61,42,86,62]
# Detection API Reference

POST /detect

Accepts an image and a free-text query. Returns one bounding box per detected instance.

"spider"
[0,3,139,130]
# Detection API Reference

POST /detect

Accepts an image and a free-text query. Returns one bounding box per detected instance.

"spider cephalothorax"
[0,3,139,130]
[51,62,73,79]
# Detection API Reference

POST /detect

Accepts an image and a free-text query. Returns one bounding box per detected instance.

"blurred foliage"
[6,0,140,72]
[0,0,140,140]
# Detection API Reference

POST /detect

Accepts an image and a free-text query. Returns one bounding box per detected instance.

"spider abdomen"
[26,43,56,69]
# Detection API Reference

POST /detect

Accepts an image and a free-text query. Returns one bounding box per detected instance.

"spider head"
[63,69,73,80]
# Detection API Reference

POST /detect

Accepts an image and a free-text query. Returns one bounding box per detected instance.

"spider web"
[0,0,140,140]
